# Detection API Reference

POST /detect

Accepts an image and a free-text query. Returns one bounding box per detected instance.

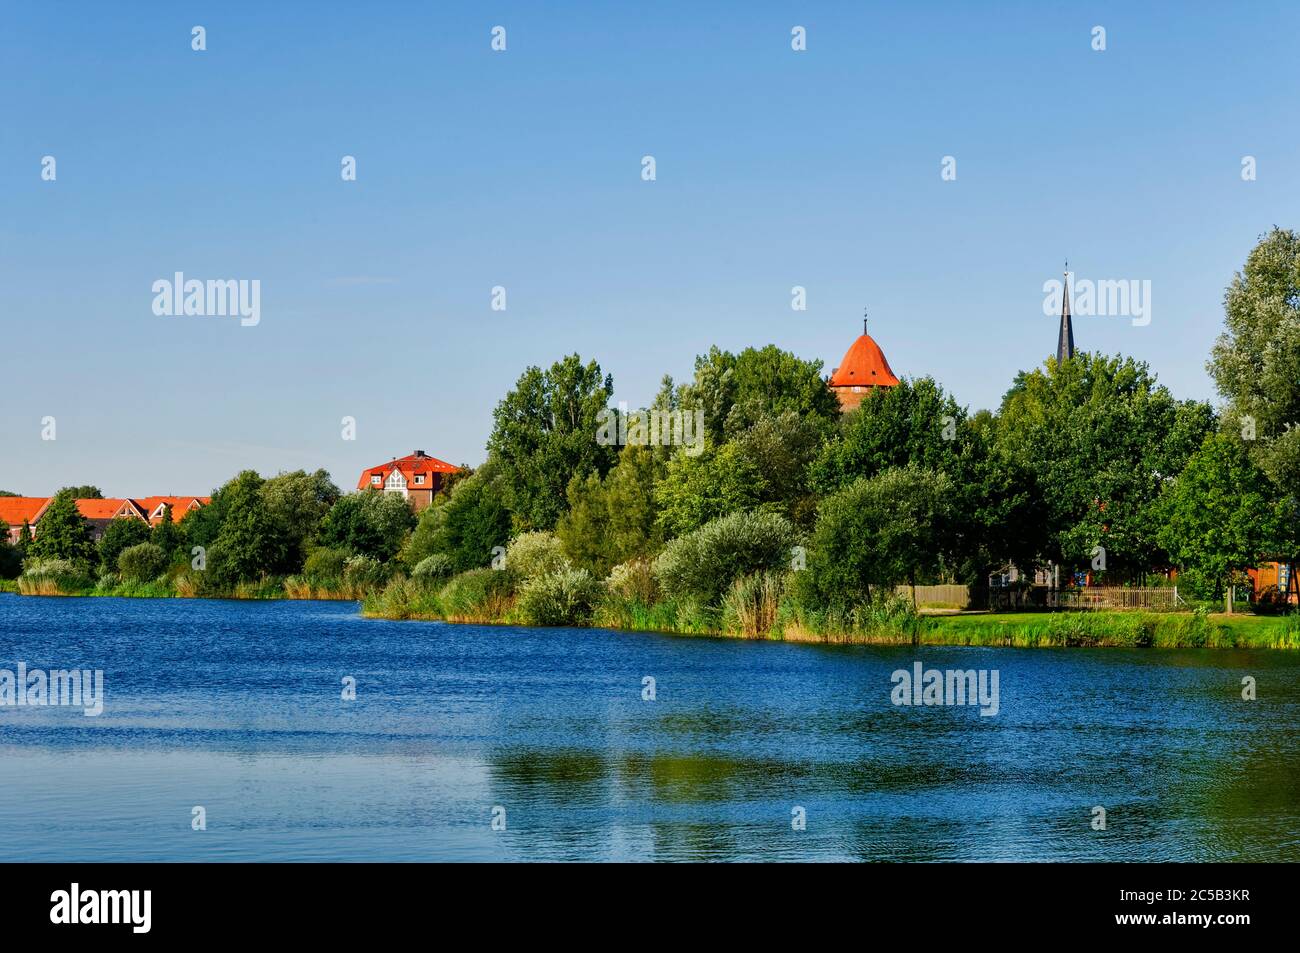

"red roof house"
[357,451,460,512]
[0,497,51,544]
[133,496,210,526]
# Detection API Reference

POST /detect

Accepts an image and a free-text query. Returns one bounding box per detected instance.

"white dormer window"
[371,474,382,485]
[415,475,425,485]
[385,470,407,490]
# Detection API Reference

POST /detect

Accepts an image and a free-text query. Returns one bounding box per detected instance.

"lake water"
[1,594,1297,862]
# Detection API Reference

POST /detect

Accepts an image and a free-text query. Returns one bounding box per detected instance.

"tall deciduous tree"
[1155,432,1285,596]
[98,517,152,574]
[204,471,286,587]
[402,465,512,573]
[488,354,616,530]
[675,344,841,446]
[26,489,95,566]
[1208,227,1300,584]
[993,353,1215,578]
[805,465,956,608]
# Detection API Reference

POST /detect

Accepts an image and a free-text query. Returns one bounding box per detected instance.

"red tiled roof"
[76,499,147,522]
[357,451,460,490]
[0,497,50,528]
[829,333,900,390]
[133,496,210,524]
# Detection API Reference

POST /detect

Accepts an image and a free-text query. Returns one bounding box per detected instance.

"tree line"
[3,229,1297,620]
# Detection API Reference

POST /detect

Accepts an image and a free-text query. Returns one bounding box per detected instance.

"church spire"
[1057,260,1075,363]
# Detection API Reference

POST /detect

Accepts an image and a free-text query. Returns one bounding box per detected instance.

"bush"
[438,568,514,621]
[118,543,168,583]
[1254,585,1292,616]
[606,557,659,605]
[505,531,569,583]
[303,547,348,584]
[517,567,603,626]
[342,554,388,589]
[0,543,21,580]
[17,558,94,595]
[653,510,798,605]
[412,553,455,582]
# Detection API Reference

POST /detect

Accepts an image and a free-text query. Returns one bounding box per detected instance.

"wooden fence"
[896,584,971,608]
[987,587,1183,611]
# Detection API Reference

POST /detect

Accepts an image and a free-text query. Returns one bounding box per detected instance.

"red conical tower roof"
[829,318,899,409]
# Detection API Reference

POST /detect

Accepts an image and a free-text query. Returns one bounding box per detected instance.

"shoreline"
[5,587,1298,649]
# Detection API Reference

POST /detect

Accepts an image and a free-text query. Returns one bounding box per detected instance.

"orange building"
[828,318,900,410]
[357,451,460,512]
[0,495,209,544]
[0,497,51,544]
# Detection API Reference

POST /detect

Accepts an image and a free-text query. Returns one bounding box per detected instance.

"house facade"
[356,451,460,512]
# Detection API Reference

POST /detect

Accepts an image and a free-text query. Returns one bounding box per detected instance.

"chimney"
[414,450,427,458]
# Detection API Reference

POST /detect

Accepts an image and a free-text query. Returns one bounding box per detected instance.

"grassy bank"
[10,570,1298,649]
[360,573,1300,650]
[10,574,366,601]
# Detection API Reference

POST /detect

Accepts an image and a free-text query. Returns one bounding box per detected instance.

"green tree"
[64,486,103,499]
[992,353,1215,579]
[805,465,956,608]
[653,510,799,605]
[653,442,769,539]
[1155,433,1285,596]
[1207,227,1300,588]
[204,471,286,587]
[810,376,1039,585]
[556,444,663,574]
[118,542,169,583]
[260,469,341,572]
[676,344,840,446]
[97,517,152,574]
[403,467,512,573]
[487,354,616,529]
[151,504,183,558]
[0,522,20,579]
[319,490,415,562]
[26,490,95,566]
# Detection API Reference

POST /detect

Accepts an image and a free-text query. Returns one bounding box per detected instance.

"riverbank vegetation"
[3,229,1299,650]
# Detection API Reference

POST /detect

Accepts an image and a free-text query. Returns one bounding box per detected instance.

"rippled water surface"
[1,594,1298,861]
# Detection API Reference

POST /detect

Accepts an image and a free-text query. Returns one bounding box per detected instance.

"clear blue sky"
[3,1,1298,497]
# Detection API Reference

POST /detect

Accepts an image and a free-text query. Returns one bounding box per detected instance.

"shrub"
[303,547,348,584]
[606,557,659,605]
[17,558,94,595]
[517,567,603,626]
[342,554,387,590]
[653,510,798,605]
[505,531,569,583]
[412,553,455,582]
[0,543,21,580]
[1254,585,1291,616]
[118,543,168,583]
[438,568,514,621]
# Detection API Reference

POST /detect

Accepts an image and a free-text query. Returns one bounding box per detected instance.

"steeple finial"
[863,307,869,336]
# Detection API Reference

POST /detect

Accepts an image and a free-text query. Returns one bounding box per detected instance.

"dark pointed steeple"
[1057,261,1075,363]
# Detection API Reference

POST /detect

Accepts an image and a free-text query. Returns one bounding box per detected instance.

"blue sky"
[3,1,1298,497]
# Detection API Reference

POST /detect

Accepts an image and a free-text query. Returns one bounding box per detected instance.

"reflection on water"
[1,594,1298,861]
